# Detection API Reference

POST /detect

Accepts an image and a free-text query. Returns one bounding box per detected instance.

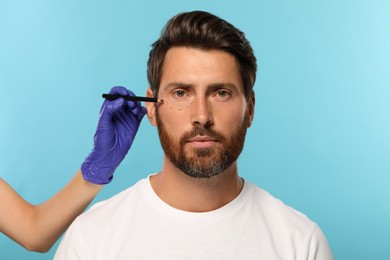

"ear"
[247,94,255,128]
[146,87,157,126]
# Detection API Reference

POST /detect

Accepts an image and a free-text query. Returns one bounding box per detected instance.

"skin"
[146,47,255,212]
[0,170,102,252]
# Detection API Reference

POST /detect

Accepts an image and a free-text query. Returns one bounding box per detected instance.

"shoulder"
[55,178,150,258]
[244,182,334,258]
[245,182,317,232]
[77,178,148,224]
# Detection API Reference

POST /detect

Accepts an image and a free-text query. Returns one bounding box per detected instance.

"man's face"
[148,47,254,178]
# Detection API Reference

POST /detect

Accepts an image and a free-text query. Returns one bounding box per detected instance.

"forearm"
[0,171,102,252]
[0,178,35,249]
[31,170,102,251]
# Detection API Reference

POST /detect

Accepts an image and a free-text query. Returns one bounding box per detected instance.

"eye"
[218,90,229,97]
[173,89,187,98]
[215,90,231,100]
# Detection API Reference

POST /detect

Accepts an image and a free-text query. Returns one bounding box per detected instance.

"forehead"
[160,47,243,92]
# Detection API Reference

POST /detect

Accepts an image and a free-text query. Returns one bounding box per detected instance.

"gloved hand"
[81,86,147,184]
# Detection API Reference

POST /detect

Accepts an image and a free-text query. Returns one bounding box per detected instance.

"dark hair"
[147,11,257,101]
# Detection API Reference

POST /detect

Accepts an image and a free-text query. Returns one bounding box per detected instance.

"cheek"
[215,105,247,131]
[157,109,188,138]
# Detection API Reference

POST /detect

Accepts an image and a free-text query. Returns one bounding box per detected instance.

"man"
[54,11,333,259]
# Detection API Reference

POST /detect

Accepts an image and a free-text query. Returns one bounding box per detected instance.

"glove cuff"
[81,160,114,185]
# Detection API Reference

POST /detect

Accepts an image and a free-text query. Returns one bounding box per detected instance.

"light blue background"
[1,1,389,259]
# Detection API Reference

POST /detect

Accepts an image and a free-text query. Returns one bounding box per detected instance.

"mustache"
[180,126,226,145]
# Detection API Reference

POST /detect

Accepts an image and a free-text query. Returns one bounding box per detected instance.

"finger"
[109,86,139,109]
[101,86,128,113]
[124,88,141,109]
[137,106,147,121]
[109,86,129,95]
[99,97,125,124]
[125,100,138,109]
[131,105,141,115]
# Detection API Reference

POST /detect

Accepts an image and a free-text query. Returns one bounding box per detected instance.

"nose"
[190,96,213,127]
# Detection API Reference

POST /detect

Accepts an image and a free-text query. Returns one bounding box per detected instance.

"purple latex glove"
[81,86,147,184]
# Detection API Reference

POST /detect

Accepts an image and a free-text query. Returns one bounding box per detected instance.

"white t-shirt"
[54,176,333,260]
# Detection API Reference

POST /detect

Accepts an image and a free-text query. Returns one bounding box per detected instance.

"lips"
[186,135,218,148]
[179,126,225,148]
[187,135,217,142]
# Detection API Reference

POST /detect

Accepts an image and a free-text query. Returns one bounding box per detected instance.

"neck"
[150,156,243,212]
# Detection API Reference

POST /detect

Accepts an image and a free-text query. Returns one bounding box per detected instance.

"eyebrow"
[163,82,239,91]
[163,82,193,91]
[208,83,238,91]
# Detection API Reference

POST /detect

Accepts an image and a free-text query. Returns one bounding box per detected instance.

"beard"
[156,111,249,179]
